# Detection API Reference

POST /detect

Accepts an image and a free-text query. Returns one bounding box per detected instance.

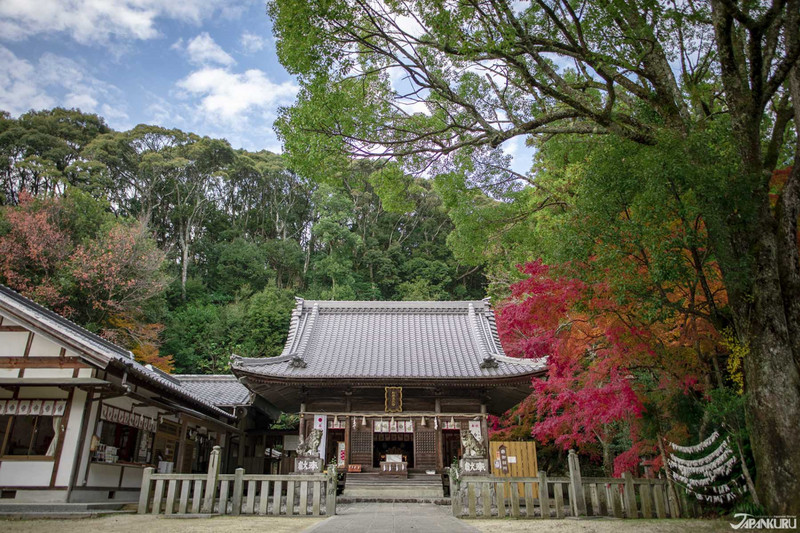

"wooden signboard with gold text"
[385,387,402,412]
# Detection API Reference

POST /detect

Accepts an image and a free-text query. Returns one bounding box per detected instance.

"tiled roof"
[232,299,545,381]
[175,375,252,407]
[0,284,233,419]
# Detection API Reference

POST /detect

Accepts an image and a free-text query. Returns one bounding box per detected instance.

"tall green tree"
[269,0,800,512]
[0,108,110,205]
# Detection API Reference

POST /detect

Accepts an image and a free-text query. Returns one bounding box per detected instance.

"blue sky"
[0,0,530,171]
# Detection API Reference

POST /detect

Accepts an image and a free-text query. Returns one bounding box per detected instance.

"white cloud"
[240,31,267,54]
[172,67,297,152]
[176,67,297,123]
[182,32,235,67]
[0,45,127,122]
[0,46,55,113]
[0,0,239,45]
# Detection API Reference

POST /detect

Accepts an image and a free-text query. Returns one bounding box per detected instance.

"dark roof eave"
[233,369,543,389]
[110,360,236,420]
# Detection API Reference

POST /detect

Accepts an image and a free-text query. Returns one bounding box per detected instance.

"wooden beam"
[0,356,87,368]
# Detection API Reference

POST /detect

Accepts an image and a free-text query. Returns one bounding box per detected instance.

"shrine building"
[232,299,545,479]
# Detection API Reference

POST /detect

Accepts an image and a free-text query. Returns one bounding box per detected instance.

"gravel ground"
[0,514,324,533]
[469,517,735,533]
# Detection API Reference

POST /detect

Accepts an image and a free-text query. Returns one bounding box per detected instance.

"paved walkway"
[303,503,479,533]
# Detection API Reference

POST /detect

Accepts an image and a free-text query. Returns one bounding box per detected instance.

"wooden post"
[179,481,190,514]
[537,470,549,518]
[232,468,244,515]
[202,445,221,513]
[567,449,587,516]
[326,469,337,516]
[258,481,270,515]
[554,483,564,518]
[524,481,534,518]
[640,482,653,519]
[137,467,154,513]
[589,483,601,516]
[152,479,165,515]
[610,484,623,518]
[510,482,520,518]
[468,483,477,518]
[449,472,460,517]
[271,481,282,515]
[299,480,309,516]
[165,479,178,515]
[622,472,638,518]
[191,480,203,513]
[174,417,190,473]
[653,484,667,518]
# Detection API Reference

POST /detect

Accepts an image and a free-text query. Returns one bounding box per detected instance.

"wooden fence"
[451,449,690,520]
[138,446,336,517]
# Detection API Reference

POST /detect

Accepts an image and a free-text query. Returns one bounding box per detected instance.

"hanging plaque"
[498,444,510,474]
[385,387,402,413]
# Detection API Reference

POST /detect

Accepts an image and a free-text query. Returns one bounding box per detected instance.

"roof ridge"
[467,302,492,361]
[0,284,133,360]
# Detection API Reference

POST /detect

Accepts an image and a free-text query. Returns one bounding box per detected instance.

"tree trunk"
[180,232,189,302]
[742,224,800,514]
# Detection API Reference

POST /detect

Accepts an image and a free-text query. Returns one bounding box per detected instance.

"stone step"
[0,510,135,520]
[0,502,127,513]
[337,497,451,505]
[342,484,445,499]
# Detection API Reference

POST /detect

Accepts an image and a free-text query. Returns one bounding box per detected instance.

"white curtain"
[46,416,61,456]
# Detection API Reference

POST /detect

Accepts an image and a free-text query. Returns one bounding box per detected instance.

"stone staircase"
[341,473,447,503]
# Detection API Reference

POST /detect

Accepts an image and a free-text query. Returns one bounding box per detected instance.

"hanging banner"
[469,420,482,441]
[313,414,328,460]
[337,441,346,468]
[0,399,63,417]
[101,404,157,432]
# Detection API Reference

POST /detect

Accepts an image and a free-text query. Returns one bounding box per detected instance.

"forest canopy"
[0,108,486,374]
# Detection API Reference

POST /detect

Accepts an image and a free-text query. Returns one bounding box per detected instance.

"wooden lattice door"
[350,426,373,467]
[414,428,437,469]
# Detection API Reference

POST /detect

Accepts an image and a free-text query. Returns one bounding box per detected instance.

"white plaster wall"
[0,331,29,357]
[77,368,93,378]
[28,334,62,357]
[0,368,19,381]
[0,461,54,487]
[121,466,144,487]
[0,313,21,326]
[55,389,87,486]
[86,463,123,487]
[22,368,75,378]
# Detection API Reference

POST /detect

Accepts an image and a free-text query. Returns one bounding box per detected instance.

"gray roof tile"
[232,299,545,380]
[176,375,252,407]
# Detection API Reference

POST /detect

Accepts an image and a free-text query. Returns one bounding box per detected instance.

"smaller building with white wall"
[0,285,251,503]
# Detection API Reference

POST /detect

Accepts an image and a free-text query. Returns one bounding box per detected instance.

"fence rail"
[451,449,689,520]
[138,446,336,517]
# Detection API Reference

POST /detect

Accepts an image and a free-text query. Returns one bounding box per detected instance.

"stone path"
[302,502,479,533]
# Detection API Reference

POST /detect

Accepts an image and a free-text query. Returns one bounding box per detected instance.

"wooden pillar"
[299,402,307,440]
[479,403,488,445]
[435,397,443,471]
[344,395,351,466]
[174,417,190,473]
[237,408,247,469]
[568,449,587,516]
